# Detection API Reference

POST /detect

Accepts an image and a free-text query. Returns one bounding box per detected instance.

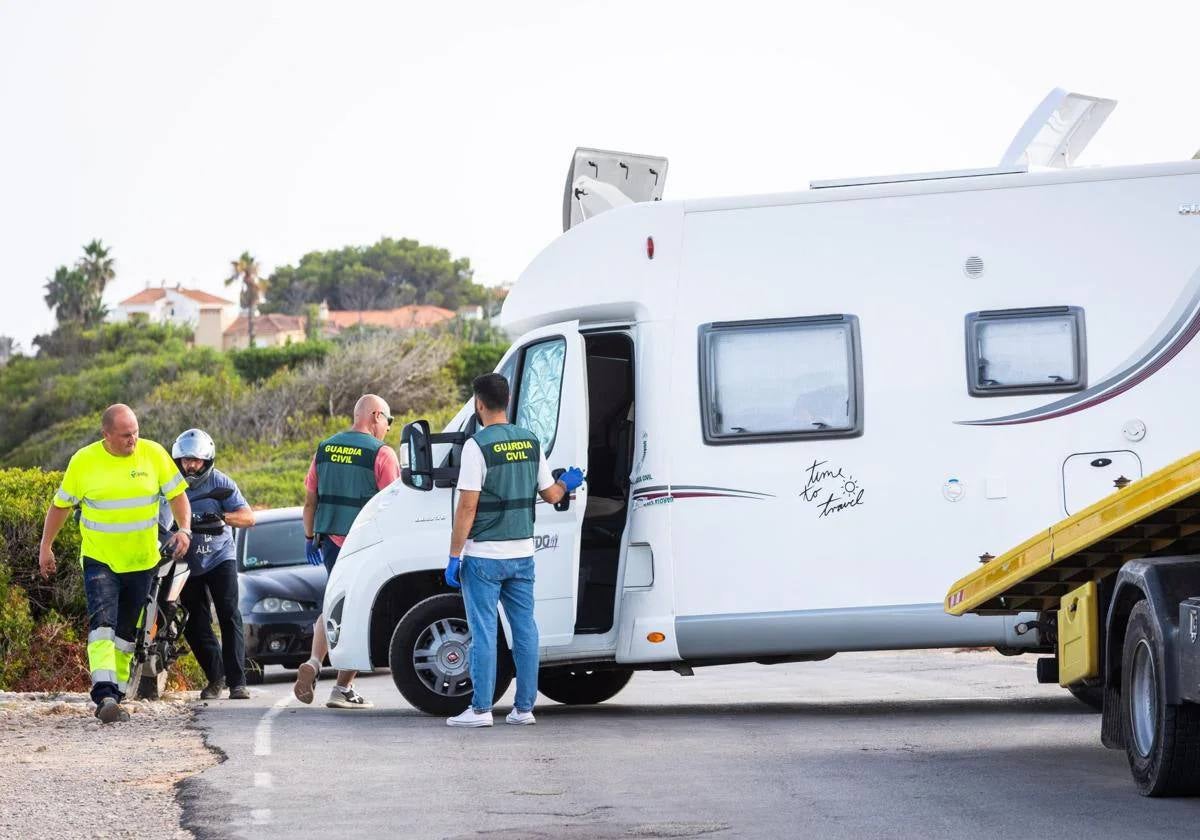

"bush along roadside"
[0,466,203,693]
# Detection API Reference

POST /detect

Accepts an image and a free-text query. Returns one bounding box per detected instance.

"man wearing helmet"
[172,428,256,700]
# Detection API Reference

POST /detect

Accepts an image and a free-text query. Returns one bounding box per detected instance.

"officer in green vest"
[445,373,584,728]
[292,393,400,709]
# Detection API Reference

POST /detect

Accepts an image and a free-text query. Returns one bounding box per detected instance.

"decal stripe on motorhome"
[632,485,774,501]
[958,265,1200,426]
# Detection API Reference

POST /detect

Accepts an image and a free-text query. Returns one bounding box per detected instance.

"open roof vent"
[562,148,668,232]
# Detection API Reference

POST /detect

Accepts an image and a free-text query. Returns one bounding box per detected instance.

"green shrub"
[0,567,34,689]
[230,341,332,384]
[446,341,509,397]
[0,468,84,620]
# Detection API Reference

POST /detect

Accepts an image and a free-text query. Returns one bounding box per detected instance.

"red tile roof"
[324,305,456,330]
[118,286,235,307]
[223,313,305,336]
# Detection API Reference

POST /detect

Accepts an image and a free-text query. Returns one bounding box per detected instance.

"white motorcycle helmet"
[172,428,216,487]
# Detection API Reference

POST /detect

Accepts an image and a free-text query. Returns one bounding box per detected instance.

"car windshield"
[241,518,307,570]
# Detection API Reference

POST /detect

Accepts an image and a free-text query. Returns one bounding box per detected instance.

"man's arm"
[37,505,72,579]
[539,481,567,505]
[224,506,255,528]
[303,488,317,538]
[450,491,479,558]
[167,492,192,559]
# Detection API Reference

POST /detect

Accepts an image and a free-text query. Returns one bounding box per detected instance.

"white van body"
[326,91,1200,708]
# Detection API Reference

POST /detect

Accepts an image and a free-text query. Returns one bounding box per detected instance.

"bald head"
[352,394,392,441]
[100,404,139,456]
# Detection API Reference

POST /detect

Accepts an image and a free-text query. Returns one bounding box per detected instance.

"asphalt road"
[181,650,1200,839]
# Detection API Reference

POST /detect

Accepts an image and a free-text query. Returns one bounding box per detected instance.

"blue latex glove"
[559,466,585,492]
[445,555,462,588]
[305,537,322,566]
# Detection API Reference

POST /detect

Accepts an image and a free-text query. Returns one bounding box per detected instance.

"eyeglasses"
[374,410,394,427]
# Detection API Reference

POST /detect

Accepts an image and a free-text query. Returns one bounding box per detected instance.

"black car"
[237,507,325,683]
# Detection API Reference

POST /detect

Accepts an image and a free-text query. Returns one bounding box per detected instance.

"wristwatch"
[177,528,193,538]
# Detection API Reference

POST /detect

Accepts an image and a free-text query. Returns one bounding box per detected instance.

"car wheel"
[538,666,633,705]
[244,659,265,685]
[389,594,513,716]
[1121,600,1200,796]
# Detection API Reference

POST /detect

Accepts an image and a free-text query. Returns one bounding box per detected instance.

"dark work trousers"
[83,558,155,705]
[180,557,246,688]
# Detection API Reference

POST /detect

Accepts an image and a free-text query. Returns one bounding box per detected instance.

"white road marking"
[255,772,273,788]
[252,809,272,825]
[254,694,293,757]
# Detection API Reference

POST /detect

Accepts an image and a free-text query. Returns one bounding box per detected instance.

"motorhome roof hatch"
[563,148,668,232]
[811,88,1116,190]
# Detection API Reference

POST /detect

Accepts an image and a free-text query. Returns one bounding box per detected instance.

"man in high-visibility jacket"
[38,404,192,723]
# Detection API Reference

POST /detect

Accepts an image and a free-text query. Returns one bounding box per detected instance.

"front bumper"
[243,612,318,665]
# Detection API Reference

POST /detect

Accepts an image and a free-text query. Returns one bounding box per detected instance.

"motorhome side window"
[965,307,1086,397]
[514,337,567,455]
[699,315,863,444]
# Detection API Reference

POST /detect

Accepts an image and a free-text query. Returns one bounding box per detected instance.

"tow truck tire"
[1066,683,1104,712]
[538,666,633,705]
[389,594,513,716]
[1121,600,1200,796]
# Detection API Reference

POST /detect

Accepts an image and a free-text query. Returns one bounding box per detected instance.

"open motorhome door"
[506,320,589,647]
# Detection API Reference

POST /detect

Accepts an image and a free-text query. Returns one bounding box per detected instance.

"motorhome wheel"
[389,594,513,716]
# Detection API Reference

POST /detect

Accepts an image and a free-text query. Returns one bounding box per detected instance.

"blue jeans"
[461,555,538,713]
[321,539,341,575]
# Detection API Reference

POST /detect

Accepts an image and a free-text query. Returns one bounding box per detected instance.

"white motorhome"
[325,89,1200,715]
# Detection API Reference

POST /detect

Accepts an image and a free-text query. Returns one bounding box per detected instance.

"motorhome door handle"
[551,468,570,512]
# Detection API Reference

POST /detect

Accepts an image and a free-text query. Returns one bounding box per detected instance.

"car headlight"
[253,597,315,614]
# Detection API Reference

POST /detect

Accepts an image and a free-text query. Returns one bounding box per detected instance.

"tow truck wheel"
[1121,600,1200,796]
[537,666,633,705]
[389,594,513,716]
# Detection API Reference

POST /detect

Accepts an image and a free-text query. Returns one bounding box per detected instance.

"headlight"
[253,597,315,614]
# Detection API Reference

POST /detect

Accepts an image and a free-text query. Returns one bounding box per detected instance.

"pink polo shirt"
[305,445,400,546]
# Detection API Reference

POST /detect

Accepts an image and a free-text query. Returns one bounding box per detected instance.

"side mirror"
[401,420,434,491]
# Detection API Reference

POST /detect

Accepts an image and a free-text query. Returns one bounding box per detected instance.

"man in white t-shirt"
[444,373,584,728]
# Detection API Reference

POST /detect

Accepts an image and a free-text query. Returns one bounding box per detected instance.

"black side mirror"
[551,468,570,512]
[210,487,235,502]
[401,420,434,491]
[401,420,468,491]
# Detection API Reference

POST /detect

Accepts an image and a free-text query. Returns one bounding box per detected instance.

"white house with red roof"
[112,282,240,349]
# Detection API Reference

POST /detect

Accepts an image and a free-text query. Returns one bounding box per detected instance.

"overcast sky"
[2,0,1198,349]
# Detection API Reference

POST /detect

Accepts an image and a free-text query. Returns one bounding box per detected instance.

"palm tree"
[44,266,92,325]
[77,239,115,302]
[226,251,262,347]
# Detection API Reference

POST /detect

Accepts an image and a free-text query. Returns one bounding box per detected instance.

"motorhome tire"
[537,666,633,705]
[1121,600,1200,796]
[1067,683,1104,712]
[389,594,513,716]
[244,659,265,685]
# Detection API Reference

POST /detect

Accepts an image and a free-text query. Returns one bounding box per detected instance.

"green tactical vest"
[468,424,541,543]
[314,430,384,537]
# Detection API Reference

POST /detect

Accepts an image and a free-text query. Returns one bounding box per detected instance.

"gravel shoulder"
[0,691,218,840]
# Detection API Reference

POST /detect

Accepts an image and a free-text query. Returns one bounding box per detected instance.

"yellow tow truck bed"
[945,451,1200,617]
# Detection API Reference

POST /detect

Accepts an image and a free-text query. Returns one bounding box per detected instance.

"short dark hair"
[472,373,510,412]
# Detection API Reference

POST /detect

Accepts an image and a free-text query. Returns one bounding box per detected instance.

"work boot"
[95,698,129,724]
[200,678,226,700]
[228,685,250,700]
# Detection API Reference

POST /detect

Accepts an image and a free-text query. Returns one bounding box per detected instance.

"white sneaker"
[293,659,319,704]
[326,684,373,709]
[505,709,536,726]
[447,708,494,727]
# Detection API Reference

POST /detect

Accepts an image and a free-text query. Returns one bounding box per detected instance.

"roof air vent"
[964,256,985,278]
